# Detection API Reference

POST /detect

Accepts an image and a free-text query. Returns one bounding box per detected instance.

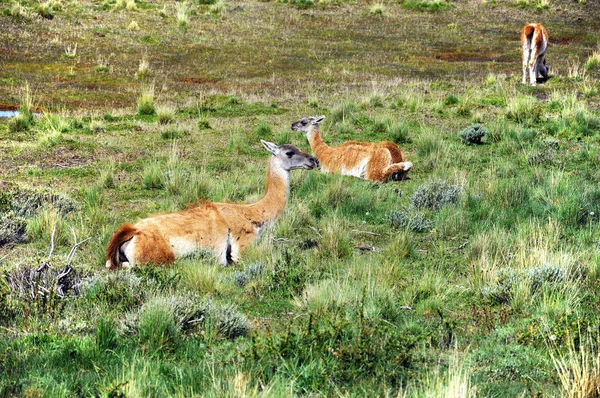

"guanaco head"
[261,140,320,171]
[290,115,325,135]
[538,57,549,79]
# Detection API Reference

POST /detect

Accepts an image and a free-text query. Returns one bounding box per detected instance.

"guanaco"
[291,115,412,182]
[521,22,549,86]
[106,140,319,269]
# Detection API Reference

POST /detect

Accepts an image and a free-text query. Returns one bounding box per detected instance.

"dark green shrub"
[247,311,421,394]
[277,0,314,8]
[443,94,459,106]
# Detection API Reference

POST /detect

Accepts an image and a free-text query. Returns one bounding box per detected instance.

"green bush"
[276,0,314,8]
[443,94,459,106]
[247,311,421,394]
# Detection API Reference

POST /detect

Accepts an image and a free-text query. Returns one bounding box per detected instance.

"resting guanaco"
[106,140,319,269]
[521,22,549,86]
[291,115,412,182]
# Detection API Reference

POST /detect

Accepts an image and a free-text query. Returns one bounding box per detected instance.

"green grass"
[1,0,600,396]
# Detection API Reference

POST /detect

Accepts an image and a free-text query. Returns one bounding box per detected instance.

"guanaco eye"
[285,151,294,158]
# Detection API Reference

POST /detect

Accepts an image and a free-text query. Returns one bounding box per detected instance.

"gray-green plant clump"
[459,124,487,145]
[0,186,77,247]
[410,180,461,210]
[389,208,433,232]
[482,263,573,304]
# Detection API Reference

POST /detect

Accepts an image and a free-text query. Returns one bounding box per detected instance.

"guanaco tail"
[521,22,549,86]
[291,115,412,183]
[106,140,319,269]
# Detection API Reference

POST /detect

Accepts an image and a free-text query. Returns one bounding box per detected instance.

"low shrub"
[411,180,461,210]
[482,263,570,304]
[389,208,433,232]
[459,124,487,145]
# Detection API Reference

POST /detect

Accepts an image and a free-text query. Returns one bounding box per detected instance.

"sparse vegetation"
[137,85,156,115]
[1,1,600,396]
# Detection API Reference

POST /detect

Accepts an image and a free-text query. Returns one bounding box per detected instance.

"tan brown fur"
[291,116,412,182]
[521,22,549,85]
[106,141,318,269]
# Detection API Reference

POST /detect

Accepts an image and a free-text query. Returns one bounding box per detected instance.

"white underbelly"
[170,237,199,258]
[341,158,369,179]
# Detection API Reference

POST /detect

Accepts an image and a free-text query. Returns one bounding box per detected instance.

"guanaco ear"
[261,140,279,155]
[312,115,325,125]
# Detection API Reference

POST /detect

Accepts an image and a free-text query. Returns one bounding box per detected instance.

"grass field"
[1,0,600,396]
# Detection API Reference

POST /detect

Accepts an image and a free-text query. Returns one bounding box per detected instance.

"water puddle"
[0,105,43,118]
[0,110,20,118]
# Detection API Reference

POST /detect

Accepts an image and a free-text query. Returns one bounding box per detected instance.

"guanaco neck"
[306,126,330,158]
[249,156,290,224]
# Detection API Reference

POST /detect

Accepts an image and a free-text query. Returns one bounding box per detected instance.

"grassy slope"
[1,0,600,396]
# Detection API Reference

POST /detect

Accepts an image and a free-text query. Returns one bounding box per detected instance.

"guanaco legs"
[106,141,319,269]
[291,116,412,182]
[521,22,549,86]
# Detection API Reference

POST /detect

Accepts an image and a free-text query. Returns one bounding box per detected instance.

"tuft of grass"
[585,50,600,74]
[197,114,211,130]
[63,44,77,59]
[142,163,164,190]
[384,231,414,259]
[25,208,70,246]
[254,120,273,139]
[329,101,357,124]
[176,2,190,29]
[551,331,600,397]
[95,318,118,351]
[157,105,176,124]
[160,125,189,140]
[506,95,542,125]
[388,121,412,144]
[93,56,110,73]
[127,20,140,31]
[37,1,54,19]
[137,85,156,115]
[9,82,35,133]
[126,0,137,11]
[443,94,459,106]
[369,3,385,15]
[98,164,116,189]
[402,0,454,11]
[317,217,353,259]
[513,0,550,9]
[138,296,181,353]
[8,2,27,19]
[208,0,226,15]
